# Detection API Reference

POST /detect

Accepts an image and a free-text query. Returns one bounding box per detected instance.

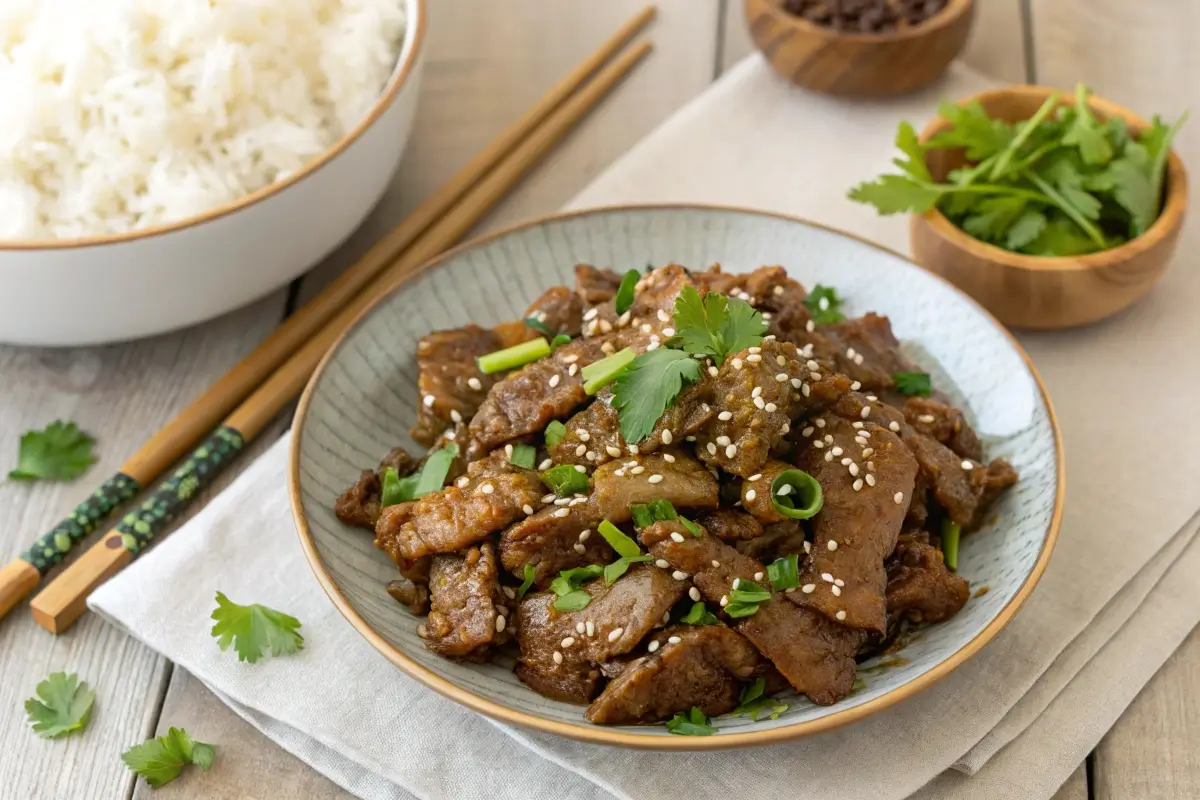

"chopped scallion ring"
[540,464,588,496]
[478,337,551,374]
[544,420,567,447]
[941,520,962,571]
[614,269,640,315]
[508,443,537,469]
[770,469,823,520]
[766,553,800,591]
[581,347,635,394]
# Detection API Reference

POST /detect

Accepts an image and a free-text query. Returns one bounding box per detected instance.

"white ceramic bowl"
[290,205,1064,749]
[0,0,427,347]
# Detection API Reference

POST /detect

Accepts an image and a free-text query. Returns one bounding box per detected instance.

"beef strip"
[419,542,511,659]
[735,520,809,562]
[698,338,849,477]
[499,501,612,588]
[515,565,687,703]
[886,533,969,624]
[493,286,585,347]
[741,266,813,342]
[903,396,983,461]
[592,450,720,524]
[585,624,761,724]
[968,458,1019,529]
[739,458,795,524]
[623,264,694,339]
[468,335,614,452]
[411,325,502,446]
[575,264,624,305]
[815,313,918,392]
[691,264,747,296]
[642,520,863,706]
[374,453,545,561]
[695,508,763,545]
[549,385,714,467]
[334,445,419,530]
[793,417,918,635]
[387,578,430,615]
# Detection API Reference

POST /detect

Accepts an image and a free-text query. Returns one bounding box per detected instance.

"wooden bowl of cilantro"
[851,84,1188,329]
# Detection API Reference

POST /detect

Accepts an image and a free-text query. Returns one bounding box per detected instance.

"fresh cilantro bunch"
[849,84,1187,256]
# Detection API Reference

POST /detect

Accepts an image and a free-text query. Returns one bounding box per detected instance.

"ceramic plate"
[290,204,1063,749]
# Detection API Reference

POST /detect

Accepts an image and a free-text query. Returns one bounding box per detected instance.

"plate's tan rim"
[289,202,1065,751]
[0,0,426,252]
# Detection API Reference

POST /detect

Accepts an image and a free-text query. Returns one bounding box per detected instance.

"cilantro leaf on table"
[210,592,303,664]
[803,285,845,325]
[611,348,702,444]
[122,727,214,788]
[24,672,95,739]
[8,421,97,482]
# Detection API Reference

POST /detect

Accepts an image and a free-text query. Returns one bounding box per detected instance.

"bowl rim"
[915,84,1190,272]
[288,202,1065,751]
[0,0,428,252]
[748,0,973,44]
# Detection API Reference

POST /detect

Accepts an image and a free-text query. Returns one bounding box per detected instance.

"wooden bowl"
[743,0,974,97]
[910,86,1189,330]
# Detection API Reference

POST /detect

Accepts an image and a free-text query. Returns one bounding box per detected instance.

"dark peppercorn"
[782,0,949,33]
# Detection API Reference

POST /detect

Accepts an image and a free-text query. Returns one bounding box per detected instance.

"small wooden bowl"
[910,86,1188,330]
[743,0,974,97]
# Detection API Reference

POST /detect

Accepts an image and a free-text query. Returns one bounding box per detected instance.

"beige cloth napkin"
[91,57,1200,799]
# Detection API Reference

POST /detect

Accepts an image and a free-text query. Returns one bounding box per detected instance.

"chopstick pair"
[0,7,657,633]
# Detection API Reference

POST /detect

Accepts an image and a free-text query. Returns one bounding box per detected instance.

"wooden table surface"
[2,1,1197,797]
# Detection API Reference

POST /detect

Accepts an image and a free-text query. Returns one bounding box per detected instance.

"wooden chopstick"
[28,38,655,634]
[0,5,657,623]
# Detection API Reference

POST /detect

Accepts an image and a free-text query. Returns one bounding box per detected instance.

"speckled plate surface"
[290,204,1063,750]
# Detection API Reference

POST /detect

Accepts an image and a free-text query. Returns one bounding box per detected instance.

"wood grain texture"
[0,292,287,798]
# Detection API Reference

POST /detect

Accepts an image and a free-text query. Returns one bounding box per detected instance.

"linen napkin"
[92,56,1200,800]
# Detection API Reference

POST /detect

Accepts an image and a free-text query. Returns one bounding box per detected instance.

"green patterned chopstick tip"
[20,473,141,575]
[114,426,245,554]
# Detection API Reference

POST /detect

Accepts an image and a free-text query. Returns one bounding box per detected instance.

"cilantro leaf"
[926,100,1015,160]
[729,678,789,721]
[24,672,95,739]
[611,349,701,444]
[1062,84,1115,166]
[892,121,931,182]
[671,286,728,361]
[847,174,944,215]
[1022,218,1100,257]
[891,371,932,397]
[122,727,215,788]
[665,707,717,736]
[720,295,769,357]
[523,317,554,337]
[8,421,97,482]
[210,592,303,664]
[803,285,845,325]
[1006,208,1048,251]
[960,195,1028,244]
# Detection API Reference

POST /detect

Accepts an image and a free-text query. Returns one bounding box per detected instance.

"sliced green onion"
[508,443,537,469]
[891,370,932,397]
[728,579,771,604]
[942,519,962,571]
[738,677,765,706]
[380,467,413,508]
[767,553,800,592]
[553,590,592,612]
[680,517,703,537]
[603,554,654,586]
[630,505,655,530]
[551,334,572,349]
[770,469,823,520]
[540,464,588,496]
[549,563,603,611]
[544,420,567,447]
[680,601,718,625]
[598,520,642,559]
[581,347,635,394]
[478,337,551,374]
[630,499,678,529]
[524,317,554,336]
[723,602,761,619]
[412,443,459,497]
[614,269,640,315]
[730,678,788,721]
[665,707,716,736]
[517,564,536,599]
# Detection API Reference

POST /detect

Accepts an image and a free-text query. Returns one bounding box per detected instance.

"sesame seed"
[661,430,673,444]
[670,532,686,543]
[813,440,825,449]
[576,622,586,634]
[802,583,816,594]
[503,587,516,600]
[962,460,975,470]
[657,309,670,322]
[850,381,862,391]
[505,444,513,458]
[746,489,757,501]
[754,571,764,581]
[655,559,670,569]
[707,442,718,455]
[720,595,729,607]
[894,492,904,504]
[836,610,847,621]
[667,635,682,644]
[866,474,876,487]
[859,430,871,438]
[629,444,640,455]
[555,498,571,507]
[689,587,701,602]
[804,541,812,554]
[732,358,743,369]
[522,504,534,515]
[648,640,660,653]
[726,444,738,458]
[585,451,597,462]
[847,347,857,359]
[481,483,494,494]
[640,323,653,334]
[841,457,852,466]
[806,320,816,333]
[754,397,765,409]
[801,384,811,397]
[716,435,731,446]
[777,484,793,496]
[828,540,838,551]
[825,435,834,443]
[821,573,834,582]
[549,375,561,388]
[539,459,553,470]
[733,578,742,590]
[601,342,615,354]
[630,465,645,475]
[747,354,762,363]
[918,414,936,423]
[606,445,621,458]
[815,418,826,428]
[573,543,586,554]
[774,285,785,296]
[834,578,845,587]
[468,377,483,391]
[718,411,733,421]
[802,426,815,437]
[889,421,901,432]
[862,447,874,457]
[450,409,463,424]
[854,355,864,365]
[561,637,575,648]
[423,394,435,408]
[775,373,788,382]
[456,477,469,488]
[765,402,777,412]
[554,508,570,518]
[749,346,762,354]
[542,493,556,503]
[825,451,834,462]
[575,444,586,456]
[574,465,587,473]
[496,615,507,632]
[810,372,822,382]
[855,437,868,446]
[849,463,860,476]
[791,378,803,389]
[751,387,763,399]
[672,570,688,581]
[832,585,842,596]
[579,529,591,541]
[605,627,625,643]
[576,428,589,440]
[586,621,595,636]
[867,461,875,471]
[853,479,864,491]
[818,297,830,310]
[584,308,599,321]
[664,454,676,463]
[708,366,719,377]
[831,446,844,456]
[617,312,631,327]
[712,560,721,567]
[867,395,878,402]
[552,651,563,664]
[646,341,660,351]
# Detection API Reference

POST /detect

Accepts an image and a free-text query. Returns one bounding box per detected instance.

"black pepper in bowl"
[782,0,949,34]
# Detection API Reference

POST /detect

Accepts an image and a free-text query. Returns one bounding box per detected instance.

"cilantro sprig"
[850,85,1188,256]
[25,672,95,739]
[210,592,304,663]
[122,727,214,788]
[8,421,97,482]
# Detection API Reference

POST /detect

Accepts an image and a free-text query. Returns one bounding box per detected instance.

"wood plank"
[297,0,723,303]
[1093,626,1200,799]
[720,0,1029,80]
[132,669,351,800]
[0,292,289,799]
[1053,765,1089,800]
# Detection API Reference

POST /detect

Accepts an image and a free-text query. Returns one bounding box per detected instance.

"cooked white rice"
[0,0,407,241]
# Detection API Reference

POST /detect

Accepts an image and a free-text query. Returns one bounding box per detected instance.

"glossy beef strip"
[739,458,795,524]
[387,577,430,615]
[903,396,983,461]
[793,417,917,635]
[468,335,614,452]
[886,533,969,624]
[499,501,612,588]
[968,458,1019,529]
[493,286,585,348]
[642,521,863,706]
[516,565,687,703]
[623,264,695,338]
[419,542,511,659]
[811,313,916,392]
[575,264,624,305]
[374,453,546,561]
[549,384,714,467]
[334,446,419,530]
[697,338,849,477]
[695,508,763,545]
[585,624,762,724]
[741,266,813,342]
[691,264,747,295]
[592,450,720,524]
[411,325,503,446]
[734,520,809,562]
